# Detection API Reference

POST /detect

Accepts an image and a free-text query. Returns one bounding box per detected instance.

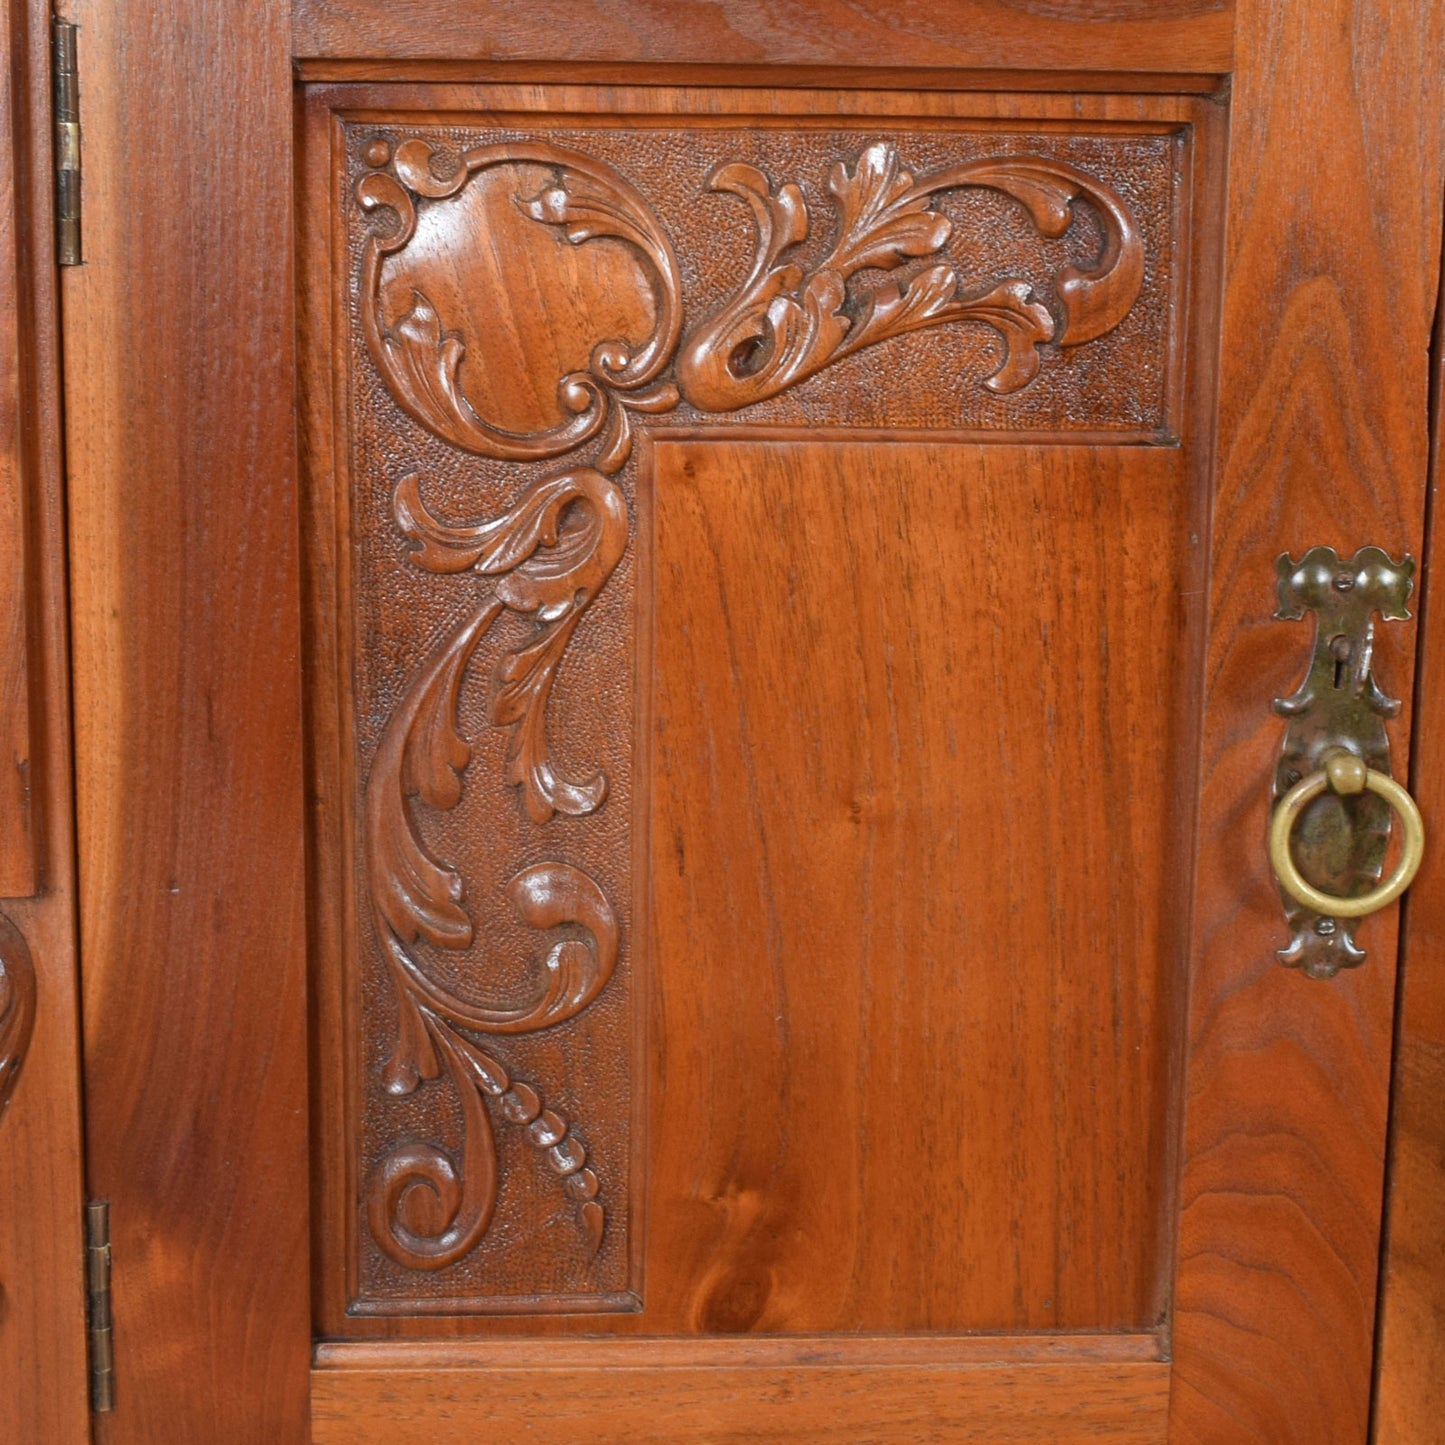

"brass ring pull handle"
[1269,751,1425,918]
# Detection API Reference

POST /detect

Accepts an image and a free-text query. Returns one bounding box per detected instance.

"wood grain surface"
[1167,1,1445,1440]
[1372,219,1445,1442]
[37,0,1440,1437]
[292,0,1234,75]
[0,0,40,897]
[302,82,1218,1346]
[644,439,1186,1333]
[61,0,311,1438]
[312,1336,1169,1445]
[0,1,88,1439]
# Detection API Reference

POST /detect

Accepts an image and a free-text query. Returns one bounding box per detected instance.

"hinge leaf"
[51,19,81,267]
[85,1199,113,1412]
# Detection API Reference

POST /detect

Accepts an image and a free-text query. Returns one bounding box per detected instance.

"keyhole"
[1330,634,1352,689]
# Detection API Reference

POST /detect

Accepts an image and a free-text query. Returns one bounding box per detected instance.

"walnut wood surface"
[311,1337,1170,1444]
[292,0,1234,75]
[44,1,1442,1438]
[61,0,311,1438]
[1167,1,1445,1440]
[0,1,88,1439]
[643,438,1182,1333]
[302,83,1217,1346]
[298,60,1229,96]
[1373,217,1445,1440]
[314,1332,1164,1368]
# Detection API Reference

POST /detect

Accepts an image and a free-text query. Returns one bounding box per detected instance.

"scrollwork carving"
[352,130,1157,1284]
[675,144,1144,409]
[364,468,625,1267]
[358,137,1146,465]
[367,893,611,1270]
[358,140,682,474]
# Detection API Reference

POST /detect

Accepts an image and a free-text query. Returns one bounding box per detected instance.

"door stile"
[1169,0,1445,1440]
[60,0,312,1438]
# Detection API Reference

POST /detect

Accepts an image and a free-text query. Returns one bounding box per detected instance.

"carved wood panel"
[311,94,1195,1316]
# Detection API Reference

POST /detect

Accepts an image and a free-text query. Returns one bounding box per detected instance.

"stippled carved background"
[336,116,1186,1311]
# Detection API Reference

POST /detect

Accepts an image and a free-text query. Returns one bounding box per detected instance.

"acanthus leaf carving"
[673,142,1144,411]
[393,467,628,822]
[353,131,1155,1282]
[359,137,1147,473]
[365,466,626,1265]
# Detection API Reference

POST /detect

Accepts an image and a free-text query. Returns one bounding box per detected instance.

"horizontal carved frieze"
[356,126,1179,459]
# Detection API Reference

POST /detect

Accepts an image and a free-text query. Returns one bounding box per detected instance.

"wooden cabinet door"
[54,2,1445,1442]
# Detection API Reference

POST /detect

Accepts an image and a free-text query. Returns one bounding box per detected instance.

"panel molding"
[312,1335,1170,1445]
[313,1332,1165,1368]
[302,84,1217,1334]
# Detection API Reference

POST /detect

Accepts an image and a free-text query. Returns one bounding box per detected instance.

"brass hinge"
[85,1200,114,1412]
[51,18,81,266]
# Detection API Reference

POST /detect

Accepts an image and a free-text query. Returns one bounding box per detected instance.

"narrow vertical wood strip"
[61,0,310,1436]
[1372,202,1445,1443]
[1170,3,1445,1441]
[0,0,41,896]
[0,0,89,1438]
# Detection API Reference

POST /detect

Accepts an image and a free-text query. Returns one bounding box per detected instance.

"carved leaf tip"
[582,1200,606,1257]
[376,292,482,448]
[968,281,1056,394]
[827,142,952,275]
[709,163,809,255]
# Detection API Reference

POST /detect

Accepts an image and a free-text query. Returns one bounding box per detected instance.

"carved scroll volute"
[674,143,1145,411]
[357,139,684,475]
